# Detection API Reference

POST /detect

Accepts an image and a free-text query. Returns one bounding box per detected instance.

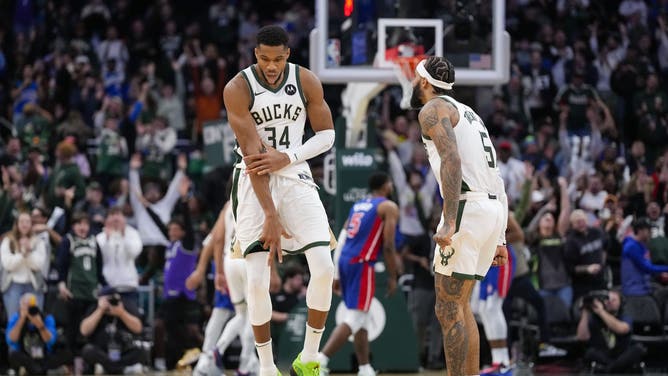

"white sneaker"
[193,353,224,376]
[357,366,377,376]
[94,364,105,375]
[154,358,167,372]
[539,343,567,357]
[123,363,144,374]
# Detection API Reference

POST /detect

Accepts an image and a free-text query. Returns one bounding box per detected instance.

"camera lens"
[109,297,119,306]
[28,306,40,316]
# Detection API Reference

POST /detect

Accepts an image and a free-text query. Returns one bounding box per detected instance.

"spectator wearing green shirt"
[96,116,128,191]
[45,141,86,211]
[554,69,601,135]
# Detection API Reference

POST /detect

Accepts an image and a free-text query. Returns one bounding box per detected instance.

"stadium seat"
[625,296,663,335]
[625,296,667,347]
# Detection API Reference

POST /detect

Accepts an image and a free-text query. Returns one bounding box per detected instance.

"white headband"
[415,60,454,90]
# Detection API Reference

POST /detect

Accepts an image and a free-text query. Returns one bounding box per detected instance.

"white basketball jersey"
[422,95,503,196]
[202,204,236,259]
[236,63,314,184]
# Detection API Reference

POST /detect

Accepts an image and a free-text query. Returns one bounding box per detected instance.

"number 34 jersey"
[235,63,315,186]
[422,95,503,196]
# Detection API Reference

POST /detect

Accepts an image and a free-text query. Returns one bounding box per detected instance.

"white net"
[391,56,422,110]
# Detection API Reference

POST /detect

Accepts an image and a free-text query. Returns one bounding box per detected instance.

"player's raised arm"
[223,76,284,262]
[418,99,462,247]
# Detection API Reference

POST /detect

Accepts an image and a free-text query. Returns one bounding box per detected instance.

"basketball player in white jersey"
[223,25,336,376]
[190,201,259,376]
[410,56,509,376]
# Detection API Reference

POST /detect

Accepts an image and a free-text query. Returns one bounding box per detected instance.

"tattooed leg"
[435,274,477,376]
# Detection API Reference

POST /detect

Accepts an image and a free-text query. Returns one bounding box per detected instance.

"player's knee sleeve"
[480,294,507,340]
[245,253,272,325]
[305,246,334,311]
[342,309,368,334]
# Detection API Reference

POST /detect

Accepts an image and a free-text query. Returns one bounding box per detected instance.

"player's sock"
[256,339,275,369]
[491,347,510,365]
[301,324,325,363]
[317,353,329,368]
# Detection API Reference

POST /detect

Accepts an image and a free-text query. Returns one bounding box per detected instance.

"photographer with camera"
[7,293,72,375]
[575,289,646,373]
[79,286,144,374]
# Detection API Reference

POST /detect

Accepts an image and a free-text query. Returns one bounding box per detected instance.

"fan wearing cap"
[621,217,668,298]
[410,56,509,375]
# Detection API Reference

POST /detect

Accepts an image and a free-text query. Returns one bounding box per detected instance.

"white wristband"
[283,129,335,164]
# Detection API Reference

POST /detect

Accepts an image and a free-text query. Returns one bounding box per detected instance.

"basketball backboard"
[310,0,510,85]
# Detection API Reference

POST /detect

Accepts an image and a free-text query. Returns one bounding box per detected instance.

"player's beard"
[410,82,423,109]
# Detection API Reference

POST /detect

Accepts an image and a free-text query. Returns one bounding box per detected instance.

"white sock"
[359,364,373,373]
[256,340,275,369]
[317,353,329,368]
[301,324,325,363]
[491,347,510,365]
[259,366,278,376]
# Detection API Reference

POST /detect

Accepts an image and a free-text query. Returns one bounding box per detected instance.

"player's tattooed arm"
[418,100,462,228]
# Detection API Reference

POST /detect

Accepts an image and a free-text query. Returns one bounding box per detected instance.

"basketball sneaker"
[538,343,567,358]
[357,366,377,376]
[193,352,223,376]
[290,353,321,376]
[480,362,513,376]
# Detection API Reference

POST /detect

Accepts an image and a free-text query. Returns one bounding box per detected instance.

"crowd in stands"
[0,0,667,374]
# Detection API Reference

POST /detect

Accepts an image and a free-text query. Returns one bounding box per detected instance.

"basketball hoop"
[391,55,425,110]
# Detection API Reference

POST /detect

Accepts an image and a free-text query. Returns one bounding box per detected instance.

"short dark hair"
[632,217,652,233]
[256,25,289,47]
[107,206,124,216]
[168,216,185,231]
[71,211,89,224]
[424,56,455,95]
[32,205,50,218]
[369,172,390,191]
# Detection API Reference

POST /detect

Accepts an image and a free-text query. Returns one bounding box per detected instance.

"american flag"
[469,54,492,69]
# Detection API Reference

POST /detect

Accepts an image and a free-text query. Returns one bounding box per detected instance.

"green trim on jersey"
[251,64,290,93]
[455,199,466,232]
[283,241,330,254]
[231,168,241,221]
[240,71,255,110]
[295,66,307,108]
[244,241,265,256]
[461,180,471,193]
[242,240,330,257]
[451,271,483,280]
